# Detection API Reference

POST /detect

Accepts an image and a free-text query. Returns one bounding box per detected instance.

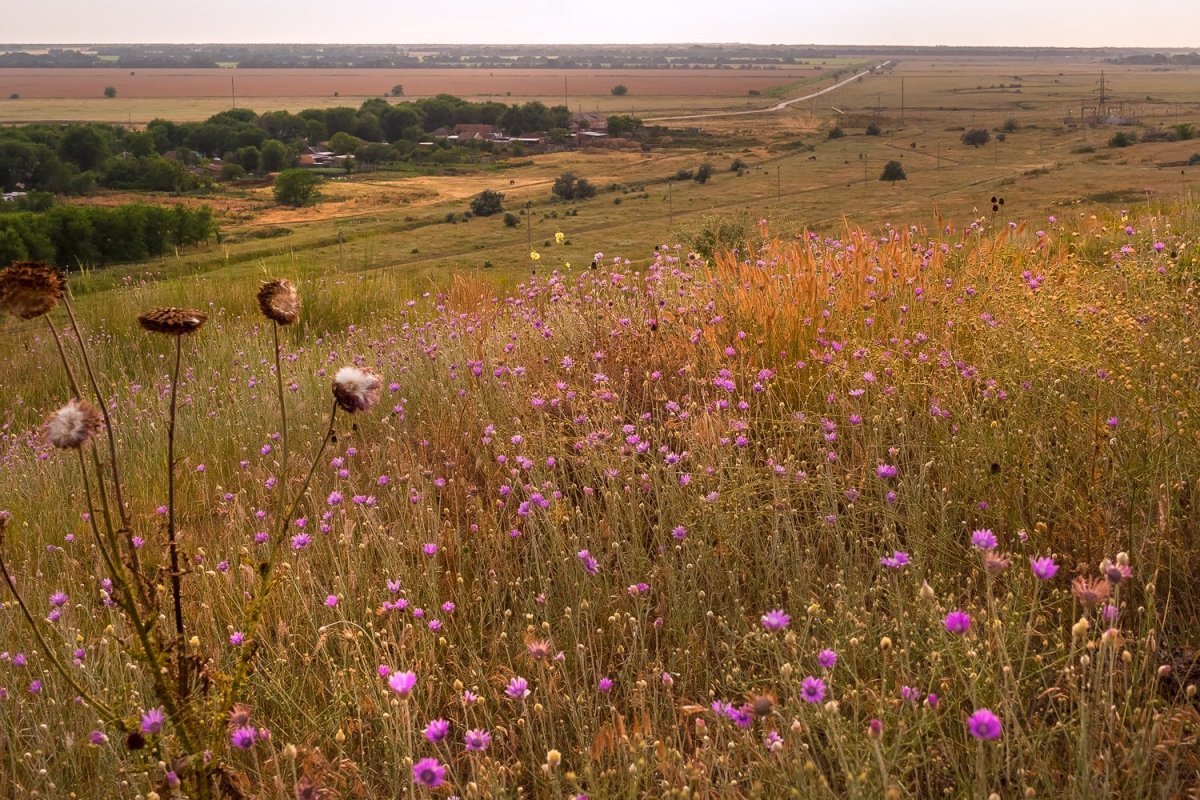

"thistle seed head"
[256,279,301,325]
[137,307,208,336]
[0,262,66,320]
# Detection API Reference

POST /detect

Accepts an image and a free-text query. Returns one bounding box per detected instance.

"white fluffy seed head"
[44,399,103,449]
[332,366,381,413]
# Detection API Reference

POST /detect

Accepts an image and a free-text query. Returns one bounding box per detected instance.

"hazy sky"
[4,0,1198,48]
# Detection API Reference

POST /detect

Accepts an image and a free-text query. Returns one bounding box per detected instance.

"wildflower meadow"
[0,203,1198,798]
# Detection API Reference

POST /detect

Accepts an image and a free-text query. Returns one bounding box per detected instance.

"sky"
[3,0,1198,48]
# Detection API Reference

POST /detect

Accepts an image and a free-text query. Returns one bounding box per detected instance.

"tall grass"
[0,203,1197,798]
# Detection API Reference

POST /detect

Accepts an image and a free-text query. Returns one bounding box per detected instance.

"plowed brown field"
[0,67,820,99]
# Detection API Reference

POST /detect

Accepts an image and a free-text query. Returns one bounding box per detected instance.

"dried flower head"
[138,307,208,336]
[227,703,253,731]
[332,366,381,413]
[1072,576,1111,611]
[0,262,66,320]
[256,279,301,325]
[44,399,103,449]
[524,637,553,662]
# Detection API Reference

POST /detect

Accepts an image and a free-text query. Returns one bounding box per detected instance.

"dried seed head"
[256,279,301,325]
[227,703,252,730]
[0,262,66,320]
[332,366,380,413]
[751,694,775,717]
[44,399,104,449]
[137,307,208,336]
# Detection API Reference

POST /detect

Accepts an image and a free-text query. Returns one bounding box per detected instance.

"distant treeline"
[0,202,214,268]
[0,96,598,194]
[2,43,1187,70]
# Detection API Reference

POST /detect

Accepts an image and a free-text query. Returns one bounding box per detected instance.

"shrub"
[551,173,595,201]
[470,189,505,217]
[272,169,322,207]
[694,164,714,184]
[961,128,991,147]
[828,126,845,139]
[503,212,520,228]
[865,123,881,136]
[1109,131,1137,148]
[611,84,629,96]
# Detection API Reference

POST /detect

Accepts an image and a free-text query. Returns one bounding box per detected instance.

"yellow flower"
[564,261,571,269]
[530,250,541,261]
[554,231,565,245]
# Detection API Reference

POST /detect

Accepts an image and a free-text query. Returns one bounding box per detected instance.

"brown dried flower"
[256,279,301,325]
[332,366,380,414]
[1072,576,1111,611]
[0,262,66,320]
[43,399,104,449]
[138,307,208,336]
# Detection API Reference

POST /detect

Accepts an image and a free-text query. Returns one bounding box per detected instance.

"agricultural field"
[1,49,1200,799]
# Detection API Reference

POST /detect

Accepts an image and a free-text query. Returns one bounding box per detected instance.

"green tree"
[694,163,714,184]
[329,131,364,155]
[273,169,322,207]
[828,126,845,139]
[259,139,292,172]
[470,189,505,217]
[390,84,404,97]
[103,86,116,98]
[606,115,642,138]
[961,128,991,148]
[879,160,907,183]
[611,84,629,96]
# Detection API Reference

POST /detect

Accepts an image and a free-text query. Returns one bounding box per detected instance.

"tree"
[390,84,405,97]
[259,139,292,172]
[273,169,322,207]
[961,128,990,148]
[103,86,117,98]
[879,160,907,183]
[611,84,629,96]
[503,212,520,228]
[470,189,505,217]
[694,163,714,184]
[329,131,364,155]
[828,126,845,139]
[552,172,591,200]
[865,122,881,136]
[606,115,641,138]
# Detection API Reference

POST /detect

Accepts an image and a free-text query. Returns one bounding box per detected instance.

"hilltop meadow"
[1,48,1199,799]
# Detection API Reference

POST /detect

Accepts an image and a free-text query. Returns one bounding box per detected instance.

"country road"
[644,61,893,123]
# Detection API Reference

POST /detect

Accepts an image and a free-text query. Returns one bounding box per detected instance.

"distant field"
[0,66,828,98]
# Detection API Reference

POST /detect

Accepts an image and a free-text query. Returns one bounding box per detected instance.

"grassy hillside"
[0,201,1198,798]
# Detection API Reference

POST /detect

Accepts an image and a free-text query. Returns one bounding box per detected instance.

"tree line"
[0,95,612,195]
[0,203,214,269]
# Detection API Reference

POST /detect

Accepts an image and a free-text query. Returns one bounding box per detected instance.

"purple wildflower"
[141,707,166,735]
[1030,556,1058,581]
[967,708,1003,740]
[412,757,446,788]
[800,676,827,704]
[943,610,971,634]
[423,718,450,743]
[760,609,791,631]
[970,529,997,551]
[464,728,491,752]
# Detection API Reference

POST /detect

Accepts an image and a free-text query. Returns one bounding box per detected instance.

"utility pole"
[525,202,533,253]
[668,181,674,227]
[231,73,236,109]
[900,77,905,123]
[563,76,568,109]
